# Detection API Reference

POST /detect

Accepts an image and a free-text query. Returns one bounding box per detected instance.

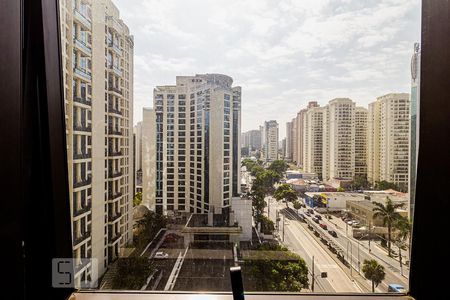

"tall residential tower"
[59,0,134,286]
[144,74,241,215]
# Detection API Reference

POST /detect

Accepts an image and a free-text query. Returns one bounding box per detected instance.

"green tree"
[133,192,142,207]
[393,216,412,272]
[112,257,154,289]
[362,259,385,292]
[374,180,398,191]
[243,250,309,291]
[274,184,298,207]
[253,170,281,196]
[350,175,370,190]
[372,197,404,257]
[135,211,168,251]
[259,215,275,235]
[268,160,288,176]
[337,187,345,192]
[293,200,302,215]
[250,189,266,222]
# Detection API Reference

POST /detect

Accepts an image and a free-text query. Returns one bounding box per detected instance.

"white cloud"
[113,0,420,138]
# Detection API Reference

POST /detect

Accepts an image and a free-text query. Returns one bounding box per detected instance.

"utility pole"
[311,256,315,292]
[282,214,285,241]
[368,221,372,253]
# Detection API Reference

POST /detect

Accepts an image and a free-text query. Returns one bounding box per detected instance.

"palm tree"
[372,197,404,257]
[393,216,412,275]
[362,259,385,292]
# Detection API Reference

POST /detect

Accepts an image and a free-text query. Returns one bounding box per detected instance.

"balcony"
[74,9,91,29]
[108,191,122,201]
[108,232,122,245]
[108,85,122,95]
[108,40,123,56]
[74,258,91,275]
[73,230,91,247]
[108,150,123,157]
[108,64,123,77]
[73,96,91,106]
[73,201,92,217]
[108,212,122,223]
[108,105,122,115]
[73,123,92,132]
[108,127,122,136]
[107,15,123,33]
[74,67,92,81]
[73,151,91,160]
[108,170,123,179]
[73,175,92,188]
[74,38,92,56]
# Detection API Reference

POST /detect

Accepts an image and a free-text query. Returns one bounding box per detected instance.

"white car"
[154,251,169,259]
[347,220,354,225]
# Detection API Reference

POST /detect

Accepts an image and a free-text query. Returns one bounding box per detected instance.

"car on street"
[307,208,314,214]
[154,251,169,259]
[315,215,322,220]
[312,216,320,224]
[347,220,354,225]
[328,230,338,237]
[304,211,311,217]
[319,223,328,230]
[388,284,405,293]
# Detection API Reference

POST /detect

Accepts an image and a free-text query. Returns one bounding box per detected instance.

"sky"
[114,0,421,139]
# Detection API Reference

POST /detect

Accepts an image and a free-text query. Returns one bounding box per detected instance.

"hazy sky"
[114,0,421,139]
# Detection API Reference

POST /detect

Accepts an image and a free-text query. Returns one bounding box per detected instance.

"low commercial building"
[346,198,408,227]
[304,192,366,210]
[181,198,252,247]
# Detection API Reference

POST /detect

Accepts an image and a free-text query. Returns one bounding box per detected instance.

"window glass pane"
[59,0,419,294]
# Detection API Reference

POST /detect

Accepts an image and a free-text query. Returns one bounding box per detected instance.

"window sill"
[72,291,413,300]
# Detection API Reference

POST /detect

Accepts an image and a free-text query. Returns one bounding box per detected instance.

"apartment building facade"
[59,0,134,286]
[367,93,410,191]
[262,120,279,162]
[322,98,356,181]
[144,74,241,215]
[242,129,262,151]
[303,106,324,177]
[355,107,368,178]
[285,121,293,160]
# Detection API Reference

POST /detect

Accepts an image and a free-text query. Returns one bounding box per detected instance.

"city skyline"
[113,0,420,138]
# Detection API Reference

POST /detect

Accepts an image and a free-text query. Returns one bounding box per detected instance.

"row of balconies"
[73,175,92,188]
[73,151,91,160]
[73,229,91,247]
[73,201,92,217]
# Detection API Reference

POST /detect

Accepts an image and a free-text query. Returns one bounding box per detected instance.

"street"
[265,197,409,293]
[265,197,362,293]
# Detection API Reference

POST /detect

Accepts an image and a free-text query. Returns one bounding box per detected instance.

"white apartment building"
[134,121,142,193]
[262,120,279,162]
[144,74,241,215]
[355,107,368,178]
[367,93,410,190]
[322,98,356,181]
[285,121,293,160]
[303,106,324,177]
[59,0,134,286]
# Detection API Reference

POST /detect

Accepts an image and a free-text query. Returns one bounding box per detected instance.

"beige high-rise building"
[262,120,279,162]
[367,101,381,184]
[322,98,355,181]
[291,117,298,164]
[303,106,324,176]
[59,0,134,286]
[285,121,293,160]
[355,107,368,178]
[143,74,241,215]
[367,93,410,190]
[290,101,318,167]
[142,108,156,210]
